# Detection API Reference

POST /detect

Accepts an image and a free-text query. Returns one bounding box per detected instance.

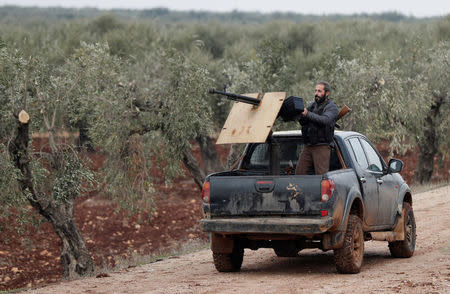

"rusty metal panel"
[216,92,286,144]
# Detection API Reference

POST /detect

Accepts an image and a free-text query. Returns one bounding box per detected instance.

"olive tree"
[0,42,125,279]
[86,47,215,197]
[413,41,450,183]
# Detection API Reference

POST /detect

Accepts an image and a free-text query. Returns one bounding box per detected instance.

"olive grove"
[0,8,448,279]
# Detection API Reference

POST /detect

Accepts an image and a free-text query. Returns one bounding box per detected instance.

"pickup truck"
[200,130,416,274]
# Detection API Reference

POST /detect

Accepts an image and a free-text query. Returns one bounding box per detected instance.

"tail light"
[321,179,335,202]
[201,181,210,203]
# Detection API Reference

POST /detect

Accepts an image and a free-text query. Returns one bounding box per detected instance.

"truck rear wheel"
[213,246,244,272]
[389,202,416,258]
[334,214,364,274]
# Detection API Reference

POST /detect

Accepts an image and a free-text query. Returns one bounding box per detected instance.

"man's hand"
[301,108,308,116]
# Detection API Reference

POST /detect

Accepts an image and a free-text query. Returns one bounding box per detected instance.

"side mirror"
[387,158,403,174]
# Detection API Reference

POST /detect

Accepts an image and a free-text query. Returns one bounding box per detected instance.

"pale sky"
[0,0,449,18]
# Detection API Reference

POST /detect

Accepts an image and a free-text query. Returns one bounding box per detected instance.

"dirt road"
[26,186,450,294]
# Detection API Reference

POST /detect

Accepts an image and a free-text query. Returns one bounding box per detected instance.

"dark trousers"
[295,145,331,175]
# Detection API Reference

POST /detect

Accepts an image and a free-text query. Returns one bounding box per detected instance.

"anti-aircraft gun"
[209,88,351,175]
[208,88,351,145]
[209,88,305,121]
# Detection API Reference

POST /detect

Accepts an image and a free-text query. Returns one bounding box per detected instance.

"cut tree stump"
[18,110,30,124]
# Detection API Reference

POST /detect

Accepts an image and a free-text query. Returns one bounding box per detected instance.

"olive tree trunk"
[226,144,246,170]
[8,113,94,279]
[196,135,223,175]
[182,147,205,190]
[414,96,445,184]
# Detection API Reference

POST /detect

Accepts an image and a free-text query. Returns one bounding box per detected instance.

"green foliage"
[89,14,124,36]
[64,42,127,133]
[436,16,450,41]
[152,49,214,146]
[0,7,448,219]
[88,47,214,209]
[193,24,229,59]
[0,43,103,226]
[419,41,450,157]
[0,6,438,24]
[52,151,96,202]
[0,46,30,136]
[286,24,317,55]
[314,50,430,153]
[0,144,23,217]
[225,38,291,93]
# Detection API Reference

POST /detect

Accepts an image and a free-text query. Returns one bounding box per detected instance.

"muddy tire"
[334,215,364,274]
[213,247,244,272]
[389,202,416,258]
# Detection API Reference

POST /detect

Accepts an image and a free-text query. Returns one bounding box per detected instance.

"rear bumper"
[201,216,334,235]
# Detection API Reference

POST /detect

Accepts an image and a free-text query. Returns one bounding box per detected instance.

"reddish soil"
[0,173,208,290]
[0,139,447,291]
[0,137,214,291]
[376,140,449,184]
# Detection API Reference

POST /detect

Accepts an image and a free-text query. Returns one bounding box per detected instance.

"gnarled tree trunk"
[196,135,223,175]
[182,147,205,190]
[47,202,94,279]
[414,96,445,184]
[8,111,94,279]
[226,143,246,170]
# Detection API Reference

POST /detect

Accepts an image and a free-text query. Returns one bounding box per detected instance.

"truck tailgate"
[209,175,323,216]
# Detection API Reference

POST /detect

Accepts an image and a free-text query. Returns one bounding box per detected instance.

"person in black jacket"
[295,81,339,175]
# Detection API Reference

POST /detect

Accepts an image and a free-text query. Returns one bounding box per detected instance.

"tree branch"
[182,147,205,190]
[53,71,81,129]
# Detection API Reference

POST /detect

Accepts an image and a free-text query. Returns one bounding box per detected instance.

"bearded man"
[295,81,339,175]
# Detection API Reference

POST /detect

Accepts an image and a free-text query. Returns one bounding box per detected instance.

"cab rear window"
[240,137,343,173]
[241,139,303,170]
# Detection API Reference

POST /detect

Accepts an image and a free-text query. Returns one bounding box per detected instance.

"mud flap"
[371,208,405,242]
[211,233,234,253]
[322,231,345,250]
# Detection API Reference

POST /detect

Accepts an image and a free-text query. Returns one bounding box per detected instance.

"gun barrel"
[209,88,260,106]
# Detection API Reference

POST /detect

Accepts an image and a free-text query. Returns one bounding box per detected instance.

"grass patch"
[410,181,449,194]
[0,288,29,294]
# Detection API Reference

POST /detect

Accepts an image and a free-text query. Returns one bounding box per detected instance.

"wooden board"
[216,92,286,144]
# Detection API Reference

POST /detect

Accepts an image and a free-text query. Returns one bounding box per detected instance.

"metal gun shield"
[216,92,286,144]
